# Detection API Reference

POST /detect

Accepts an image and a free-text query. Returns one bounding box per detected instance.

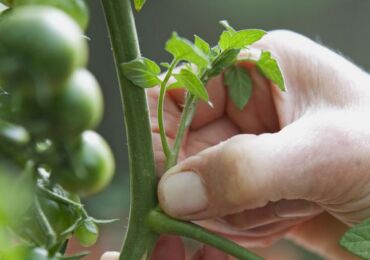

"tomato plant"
[1,0,364,259]
[0,2,115,259]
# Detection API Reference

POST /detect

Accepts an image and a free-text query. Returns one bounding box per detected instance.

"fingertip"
[158,170,208,218]
[150,235,185,260]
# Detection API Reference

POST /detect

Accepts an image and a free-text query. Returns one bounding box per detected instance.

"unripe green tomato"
[0,6,87,88]
[0,86,54,137]
[56,131,115,196]
[75,218,99,247]
[13,0,89,31]
[54,69,103,136]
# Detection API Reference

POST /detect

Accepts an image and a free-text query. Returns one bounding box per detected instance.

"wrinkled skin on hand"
[103,30,370,259]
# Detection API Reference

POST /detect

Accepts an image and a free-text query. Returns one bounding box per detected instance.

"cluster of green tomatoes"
[0,1,115,259]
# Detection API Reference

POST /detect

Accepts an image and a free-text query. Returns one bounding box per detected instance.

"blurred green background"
[80,0,370,258]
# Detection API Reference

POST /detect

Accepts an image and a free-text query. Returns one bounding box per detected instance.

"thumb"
[158,112,359,220]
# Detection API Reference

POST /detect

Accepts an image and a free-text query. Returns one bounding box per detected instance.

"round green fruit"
[0,6,87,88]
[56,131,115,196]
[75,218,99,247]
[54,69,103,136]
[13,0,89,30]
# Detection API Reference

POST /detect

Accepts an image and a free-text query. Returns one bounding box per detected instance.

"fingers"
[287,213,358,260]
[148,87,181,139]
[225,65,280,134]
[192,246,229,260]
[222,200,322,230]
[100,237,185,260]
[150,235,185,260]
[158,110,369,220]
[148,75,227,174]
[252,30,370,123]
[196,217,311,239]
[168,75,227,130]
[185,117,239,157]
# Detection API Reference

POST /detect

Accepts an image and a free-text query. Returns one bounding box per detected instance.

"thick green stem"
[158,59,178,159]
[101,0,159,259]
[147,210,263,260]
[102,1,263,259]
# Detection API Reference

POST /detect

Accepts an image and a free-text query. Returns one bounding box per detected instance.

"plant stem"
[158,58,178,159]
[147,210,263,260]
[101,0,159,259]
[166,93,196,169]
[34,197,56,248]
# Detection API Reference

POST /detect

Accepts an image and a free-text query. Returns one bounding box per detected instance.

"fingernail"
[160,171,208,217]
[274,200,321,218]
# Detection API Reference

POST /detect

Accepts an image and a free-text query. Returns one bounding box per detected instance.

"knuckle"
[217,136,251,208]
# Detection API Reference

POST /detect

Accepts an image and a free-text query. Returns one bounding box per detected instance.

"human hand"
[101,30,370,259]
[153,30,370,258]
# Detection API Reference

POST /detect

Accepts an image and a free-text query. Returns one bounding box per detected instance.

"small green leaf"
[340,218,370,259]
[218,30,235,50]
[209,46,221,62]
[219,29,266,51]
[174,68,209,101]
[257,51,285,91]
[224,66,253,110]
[165,32,209,69]
[219,20,236,32]
[208,48,240,77]
[194,35,211,56]
[121,57,161,88]
[134,0,146,11]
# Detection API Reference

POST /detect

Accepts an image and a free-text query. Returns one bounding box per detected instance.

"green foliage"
[13,0,89,31]
[0,3,115,259]
[224,65,253,110]
[122,20,285,119]
[121,57,161,88]
[134,0,145,11]
[208,48,240,77]
[218,28,266,51]
[340,218,370,259]
[0,0,12,6]
[165,32,209,69]
[174,68,209,101]
[194,35,211,56]
[257,51,286,91]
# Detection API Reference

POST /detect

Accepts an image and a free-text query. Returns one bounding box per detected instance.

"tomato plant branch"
[101,0,159,259]
[34,196,56,248]
[158,58,178,159]
[147,209,262,260]
[166,93,196,169]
